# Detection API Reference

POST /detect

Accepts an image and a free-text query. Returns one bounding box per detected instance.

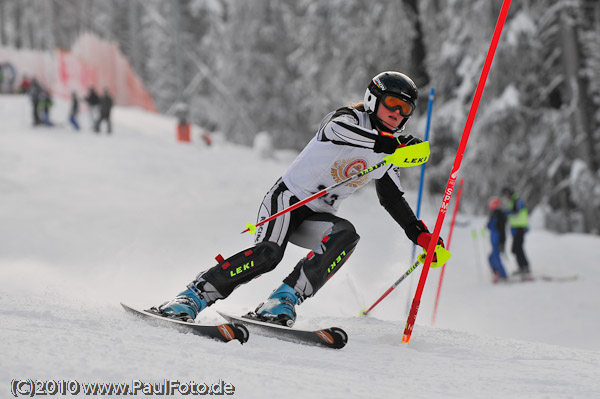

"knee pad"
[328,219,357,236]
[284,228,360,299]
[197,242,284,298]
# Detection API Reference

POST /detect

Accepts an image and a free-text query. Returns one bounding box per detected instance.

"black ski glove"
[398,135,423,146]
[373,133,399,154]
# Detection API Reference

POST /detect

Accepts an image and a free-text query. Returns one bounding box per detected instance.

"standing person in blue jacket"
[152,71,445,326]
[502,187,531,278]
[487,197,507,283]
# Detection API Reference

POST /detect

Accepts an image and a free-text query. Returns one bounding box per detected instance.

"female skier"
[156,71,444,326]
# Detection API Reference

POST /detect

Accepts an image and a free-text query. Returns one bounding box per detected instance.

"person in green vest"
[38,89,53,126]
[502,187,531,277]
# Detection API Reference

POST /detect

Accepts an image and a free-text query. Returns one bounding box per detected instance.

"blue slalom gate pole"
[406,88,435,313]
[361,88,437,318]
[410,88,435,261]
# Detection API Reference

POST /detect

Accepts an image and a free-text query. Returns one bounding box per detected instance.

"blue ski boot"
[158,286,207,322]
[255,283,300,327]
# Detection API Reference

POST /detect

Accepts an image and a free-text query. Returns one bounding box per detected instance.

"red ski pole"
[241,160,389,234]
[431,178,464,325]
[360,258,422,317]
[360,246,451,317]
[242,142,430,234]
[402,0,512,344]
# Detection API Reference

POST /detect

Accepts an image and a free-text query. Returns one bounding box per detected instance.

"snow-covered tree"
[1,0,598,233]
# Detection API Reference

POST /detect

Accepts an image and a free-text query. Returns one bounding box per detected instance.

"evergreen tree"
[1,0,598,233]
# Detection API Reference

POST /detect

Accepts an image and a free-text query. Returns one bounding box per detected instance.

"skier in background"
[502,187,531,279]
[94,88,113,134]
[154,71,445,326]
[69,91,80,131]
[487,197,507,283]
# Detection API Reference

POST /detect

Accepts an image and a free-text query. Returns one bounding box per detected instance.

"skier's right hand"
[373,132,399,154]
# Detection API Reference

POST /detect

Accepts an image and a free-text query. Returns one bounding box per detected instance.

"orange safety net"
[0,33,156,112]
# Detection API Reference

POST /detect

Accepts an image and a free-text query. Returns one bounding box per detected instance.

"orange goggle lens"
[382,95,414,117]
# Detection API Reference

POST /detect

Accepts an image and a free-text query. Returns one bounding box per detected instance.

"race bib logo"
[331,159,369,187]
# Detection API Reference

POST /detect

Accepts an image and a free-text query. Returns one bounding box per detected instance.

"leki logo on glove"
[331,159,368,188]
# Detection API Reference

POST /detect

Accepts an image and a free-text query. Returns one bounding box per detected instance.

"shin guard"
[284,225,360,300]
[194,241,284,299]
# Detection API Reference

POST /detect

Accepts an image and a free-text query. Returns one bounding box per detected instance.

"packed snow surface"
[1,95,599,398]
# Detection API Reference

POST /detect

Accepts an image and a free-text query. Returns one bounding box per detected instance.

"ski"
[121,303,249,344]
[217,311,348,349]
[501,274,579,284]
[536,274,579,282]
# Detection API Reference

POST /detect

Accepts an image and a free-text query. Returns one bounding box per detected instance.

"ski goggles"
[381,94,415,117]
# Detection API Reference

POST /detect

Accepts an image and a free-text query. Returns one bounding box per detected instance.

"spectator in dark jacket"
[85,87,100,129]
[28,79,42,126]
[94,88,113,134]
[502,187,531,279]
[69,91,80,131]
[38,89,53,126]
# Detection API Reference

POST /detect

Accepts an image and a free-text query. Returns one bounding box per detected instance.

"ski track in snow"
[1,95,599,398]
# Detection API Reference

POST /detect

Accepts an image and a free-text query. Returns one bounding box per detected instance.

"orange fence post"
[177,123,191,142]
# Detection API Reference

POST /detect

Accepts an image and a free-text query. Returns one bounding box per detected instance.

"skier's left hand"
[417,232,445,251]
[417,232,445,263]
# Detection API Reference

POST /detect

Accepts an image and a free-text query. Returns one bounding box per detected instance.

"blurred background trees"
[0,0,598,233]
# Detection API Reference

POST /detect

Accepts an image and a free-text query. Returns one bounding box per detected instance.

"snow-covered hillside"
[1,95,599,398]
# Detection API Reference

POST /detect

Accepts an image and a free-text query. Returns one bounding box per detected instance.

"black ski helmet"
[363,71,418,132]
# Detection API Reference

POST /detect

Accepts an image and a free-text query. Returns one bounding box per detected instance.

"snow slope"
[1,95,599,398]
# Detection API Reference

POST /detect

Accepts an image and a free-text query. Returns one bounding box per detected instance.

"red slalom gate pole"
[431,178,464,325]
[402,0,512,344]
